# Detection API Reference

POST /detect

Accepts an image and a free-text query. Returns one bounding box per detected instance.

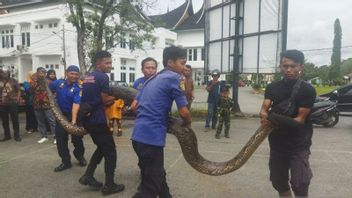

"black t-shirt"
[264,79,316,153]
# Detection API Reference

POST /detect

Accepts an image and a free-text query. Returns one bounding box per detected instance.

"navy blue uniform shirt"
[81,71,110,124]
[133,77,146,91]
[131,69,188,147]
[49,79,81,113]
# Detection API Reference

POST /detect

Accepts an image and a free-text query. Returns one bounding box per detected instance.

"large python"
[39,77,274,176]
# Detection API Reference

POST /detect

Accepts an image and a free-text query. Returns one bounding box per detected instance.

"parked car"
[320,84,352,112]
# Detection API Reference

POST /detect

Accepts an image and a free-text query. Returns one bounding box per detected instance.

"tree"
[329,18,342,82]
[66,0,155,74]
[301,62,318,81]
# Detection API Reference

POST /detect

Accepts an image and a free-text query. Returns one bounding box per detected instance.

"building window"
[55,64,59,69]
[129,73,135,82]
[49,23,53,28]
[120,39,126,48]
[121,59,127,66]
[21,32,31,47]
[129,67,135,71]
[45,64,50,69]
[121,66,126,70]
[39,24,43,29]
[54,23,58,28]
[187,48,198,61]
[35,25,38,29]
[201,48,205,61]
[1,29,14,48]
[110,73,115,81]
[193,49,197,61]
[121,73,126,82]
[129,40,135,50]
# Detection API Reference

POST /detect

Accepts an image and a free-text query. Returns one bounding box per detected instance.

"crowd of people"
[0,47,315,197]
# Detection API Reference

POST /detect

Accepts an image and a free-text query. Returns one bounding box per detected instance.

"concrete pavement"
[1,114,352,197]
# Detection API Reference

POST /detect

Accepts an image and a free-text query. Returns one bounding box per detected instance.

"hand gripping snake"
[39,78,274,176]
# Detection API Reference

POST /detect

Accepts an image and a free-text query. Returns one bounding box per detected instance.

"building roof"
[149,0,204,31]
[0,0,59,9]
[175,3,204,31]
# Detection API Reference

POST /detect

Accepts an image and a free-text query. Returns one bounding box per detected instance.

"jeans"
[205,103,217,128]
[25,105,37,131]
[0,104,20,138]
[34,109,56,138]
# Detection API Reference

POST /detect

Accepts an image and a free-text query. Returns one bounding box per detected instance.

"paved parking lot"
[1,114,352,198]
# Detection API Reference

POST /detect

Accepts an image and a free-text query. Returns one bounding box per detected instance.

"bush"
[251,83,261,90]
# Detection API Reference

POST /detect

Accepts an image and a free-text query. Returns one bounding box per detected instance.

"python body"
[39,78,274,176]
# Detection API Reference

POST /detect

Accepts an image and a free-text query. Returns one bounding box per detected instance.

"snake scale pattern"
[39,78,273,176]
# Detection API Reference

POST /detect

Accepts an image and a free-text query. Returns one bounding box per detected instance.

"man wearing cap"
[30,67,56,143]
[49,65,86,172]
[0,67,21,142]
[205,69,222,130]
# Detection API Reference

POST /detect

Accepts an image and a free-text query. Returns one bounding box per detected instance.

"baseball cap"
[66,65,80,73]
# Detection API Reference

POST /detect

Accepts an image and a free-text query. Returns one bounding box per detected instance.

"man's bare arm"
[71,103,79,125]
[101,92,115,106]
[259,99,272,126]
[293,107,311,123]
[178,106,191,126]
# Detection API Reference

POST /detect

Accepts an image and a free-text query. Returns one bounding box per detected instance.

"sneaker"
[37,137,48,144]
[117,130,122,136]
[79,175,103,189]
[26,130,33,134]
[101,183,125,196]
[53,139,57,144]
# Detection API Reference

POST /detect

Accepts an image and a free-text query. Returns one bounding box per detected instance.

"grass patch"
[314,86,337,95]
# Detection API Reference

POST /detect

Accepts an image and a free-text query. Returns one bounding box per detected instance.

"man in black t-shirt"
[259,50,316,197]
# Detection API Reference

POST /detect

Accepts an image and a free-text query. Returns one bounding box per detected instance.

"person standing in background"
[0,67,21,142]
[205,69,222,130]
[183,64,194,109]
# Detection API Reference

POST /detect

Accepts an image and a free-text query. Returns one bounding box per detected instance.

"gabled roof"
[175,3,204,31]
[148,0,204,31]
[149,0,193,30]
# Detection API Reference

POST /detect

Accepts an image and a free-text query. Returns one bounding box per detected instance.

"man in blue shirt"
[131,46,192,198]
[49,65,86,172]
[78,51,125,196]
[132,57,158,91]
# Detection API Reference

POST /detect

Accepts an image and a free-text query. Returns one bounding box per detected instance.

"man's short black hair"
[162,46,187,67]
[280,49,305,65]
[221,86,230,93]
[141,57,158,70]
[185,64,192,69]
[93,50,112,65]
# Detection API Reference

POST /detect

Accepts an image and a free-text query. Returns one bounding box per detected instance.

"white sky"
[147,0,352,66]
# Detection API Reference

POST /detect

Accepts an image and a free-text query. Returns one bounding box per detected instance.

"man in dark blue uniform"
[49,65,86,172]
[78,51,125,196]
[131,46,191,198]
[132,57,158,91]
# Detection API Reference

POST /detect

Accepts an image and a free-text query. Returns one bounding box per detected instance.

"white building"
[149,0,206,85]
[0,0,177,84]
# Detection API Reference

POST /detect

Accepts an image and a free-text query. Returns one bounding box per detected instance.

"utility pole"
[62,24,67,71]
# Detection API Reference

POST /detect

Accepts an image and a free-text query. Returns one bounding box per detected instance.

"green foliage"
[329,18,342,82]
[314,86,337,95]
[301,62,318,81]
[340,58,352,75]
[65,0,155,72]
[251,83,261,90]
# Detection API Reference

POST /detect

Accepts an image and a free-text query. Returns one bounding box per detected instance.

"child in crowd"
[215,86,233,139]
[105,99,125,136]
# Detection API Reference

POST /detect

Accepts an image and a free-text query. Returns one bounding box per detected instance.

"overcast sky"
[147,0,352,66]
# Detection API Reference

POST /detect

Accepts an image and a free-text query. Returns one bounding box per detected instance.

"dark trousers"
[269,150,312,196]
[84,124,117,185]
[216,111,230,136]
[132,141,171,198]
[56,113,84,165]
[1,104,20,138]
[25,105,37,131]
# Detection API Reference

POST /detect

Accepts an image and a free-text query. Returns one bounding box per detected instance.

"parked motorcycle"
[310,97,339,127]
